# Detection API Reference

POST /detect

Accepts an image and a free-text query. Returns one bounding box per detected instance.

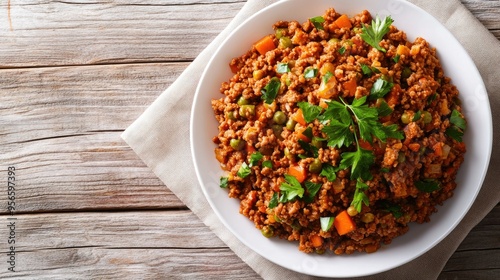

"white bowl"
[190,0,492,277]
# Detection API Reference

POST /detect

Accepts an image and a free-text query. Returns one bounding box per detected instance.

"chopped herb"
[340,148,375,181]
[269,192,279,209]
[415,179,441,193]
[298,102,322,123]
[302,126,314,140]
[446,109,466,142]
[279,174,305,202]
[393,54,401,63]
[450,109,466,130]
[360,64,380,76]
[220,176,229,188]
[427,93,438,104]
[351,180,370,212]
[320,217,334,231]
[310,16,325,30]
[249,151,263,167]
[304,67,318,79]
[360,15,394,52]
[237,162,251,178]
[322,71,334,84]
[413,110,422,122]
[322,119,354,148]
[262,160,273,169]
[304,181,322,203]
[377,99,393,117]
[298,139,319,158]
[379,200,403,218]
[320,163,337,182]
[380,167,390,173]
[338,46,346,55]
[277,62,290,74]
[370,78,394,99]
[261,77,281,104]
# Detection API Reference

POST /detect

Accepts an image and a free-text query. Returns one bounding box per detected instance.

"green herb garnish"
[304,181,322,203]
[377,99,393,117]
[279,174,305,202]
[351,180,370,212]
[220,176,228,188]
[249,151,263,167]
[298,102,322,123]
[277,62,290,74]
[338,46,346,55]
[262,160,273,169]
[370,78,394,99]
[415,179,441,193]
[360,64,380,76]
[322,71,334,84]
[310,16,325,30]
[413,110,422,122]
[320,163,337,182]
[360,15,394,52]
[237,162,251,178]
[304,67,318,79]
[393,54,401,63]
[380,200,403,218]
[261,77,281,104]
[446,109,466,142]
[269,192,279,209]
[320,216,334,231]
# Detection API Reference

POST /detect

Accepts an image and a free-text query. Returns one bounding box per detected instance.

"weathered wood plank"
[0,0,245,67]
[462,0,500,38]
[0,63,191,213]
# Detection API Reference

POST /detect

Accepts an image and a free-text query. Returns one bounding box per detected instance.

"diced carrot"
[358,139,373,151]
[318,98,331,109]
[396,44,410,56]
[343,78,357,96]
[385,84,401,107]
[295,126,311,142]
[408,143,421,152]
[432,142,443,157]
[288,164,307,183]
[291,108,307,126]
[255,35,276,55]
[334,14,352,29]
[246,143,256,154]
[334,210,356,236]
[310,234,323,247]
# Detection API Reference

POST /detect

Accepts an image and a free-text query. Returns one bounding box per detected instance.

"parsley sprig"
[445,109,466,142]
[360,15,394,52]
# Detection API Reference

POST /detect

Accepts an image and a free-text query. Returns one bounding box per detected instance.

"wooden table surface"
[0,0,498,279]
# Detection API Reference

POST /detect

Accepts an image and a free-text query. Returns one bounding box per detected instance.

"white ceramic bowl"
[190,0,492,277]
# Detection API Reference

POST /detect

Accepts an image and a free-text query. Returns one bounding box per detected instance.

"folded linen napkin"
[122,0,500,279]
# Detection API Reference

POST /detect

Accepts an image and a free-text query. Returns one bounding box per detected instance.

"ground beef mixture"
[211,8,466,254]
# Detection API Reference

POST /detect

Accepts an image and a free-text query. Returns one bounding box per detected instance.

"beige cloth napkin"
[122,0,500,279]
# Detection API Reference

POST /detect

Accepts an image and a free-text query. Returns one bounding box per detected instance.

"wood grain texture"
[0,0,498,279]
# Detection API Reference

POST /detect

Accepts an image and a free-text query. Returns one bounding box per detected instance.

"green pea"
[239,105,255,118]
[401,112,410,124]
[361,213,375,223]
[309,158,323,173]
[273,111,287,125]
[226,111,236,120]
[285,118,297,131]
[279,37,292,49]
[422,111,432,124]
[261,226,274,238]
[401,67,412,79]
[230,139,245,150]
[271,125,283,138]
[237,96,249,106]
[311,138,323,149]
[275,28,287,39]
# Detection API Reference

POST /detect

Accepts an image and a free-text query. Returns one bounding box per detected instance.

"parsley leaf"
[298,139,319,158]
[310,16,325,30]
[338,46,346,55]
[280,174,305,201]
[262,160,273,169]
[237,162,251,178]
[340,148,375,181]
[303,181,322,203]
[320,163,337,182]
[322,119,354,148]
[360,15,394,52]
[351,179,370,212]
[304,67,318,79]
[376,99,393,117]
[261,77,281,104]
[320,216,334,231]
[322,71,334,84]
[446,109,466,142]
[415,179,441,193]
[393,54,401,63]
[220,176,228,188]
[379,200,403,218]
[360,64,380,76]
[413,110,422,122]
[249,151,263,167]
[302,126,314,139]
[370,78,394,99]
[277,62,290,74]
[269,192,279,209]
[298,102,322,123]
